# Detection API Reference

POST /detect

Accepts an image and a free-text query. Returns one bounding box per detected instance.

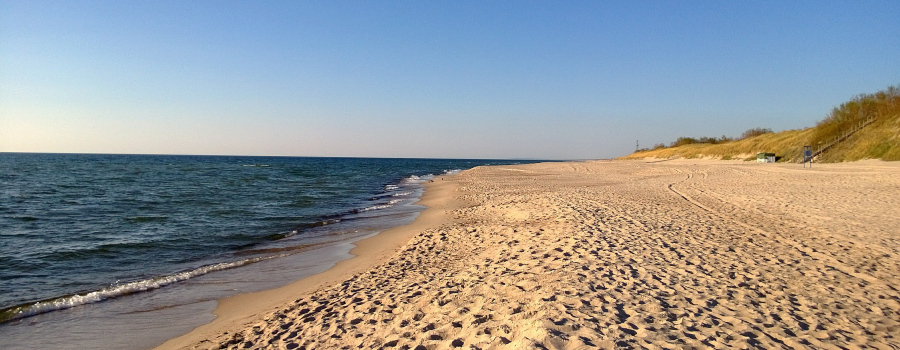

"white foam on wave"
[400,174,434,185]
[398,169,459,186]
[359,204,392,212]
[1,254,284,323]
[358,174,433,214]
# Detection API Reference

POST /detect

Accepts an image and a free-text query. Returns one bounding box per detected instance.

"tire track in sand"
[666,169,892,291]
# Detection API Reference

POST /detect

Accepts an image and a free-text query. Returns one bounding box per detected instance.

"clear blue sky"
[2,1,898,159]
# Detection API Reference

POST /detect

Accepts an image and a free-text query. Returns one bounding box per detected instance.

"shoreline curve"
[153,175,463,350]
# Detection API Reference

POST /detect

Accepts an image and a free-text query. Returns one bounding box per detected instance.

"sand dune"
[168,160,900,349]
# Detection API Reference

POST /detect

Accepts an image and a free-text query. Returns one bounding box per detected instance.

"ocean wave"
[408,175,427,183]
[264,232,295,241]
[357,204,393,212]
[0,255,282,324]
[399,175,428,186]
[234,244,312,256]
[296,218,341,230]
[360,173,435,212]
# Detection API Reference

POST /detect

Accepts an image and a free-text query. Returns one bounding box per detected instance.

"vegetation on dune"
[740,128,773,140]
[810,86,900,161]
[629,129,813,162]
[624,85,900,162]
[666,135,734,148]
[817,108,900,162]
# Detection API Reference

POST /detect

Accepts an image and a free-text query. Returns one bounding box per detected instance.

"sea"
[0,153,536,350]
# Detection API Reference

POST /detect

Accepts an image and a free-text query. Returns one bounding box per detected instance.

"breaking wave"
[0,254,283,324]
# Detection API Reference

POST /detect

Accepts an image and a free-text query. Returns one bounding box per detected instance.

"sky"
[1,1,898,160]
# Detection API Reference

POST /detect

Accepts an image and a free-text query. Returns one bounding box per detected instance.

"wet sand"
[158,159,900,349]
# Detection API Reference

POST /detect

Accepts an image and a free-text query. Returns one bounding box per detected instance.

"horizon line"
[0,151,569,162]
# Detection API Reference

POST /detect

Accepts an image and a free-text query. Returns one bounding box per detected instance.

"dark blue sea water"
[0,153,534,349]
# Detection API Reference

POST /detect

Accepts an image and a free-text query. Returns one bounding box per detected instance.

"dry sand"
[158,159,900,350]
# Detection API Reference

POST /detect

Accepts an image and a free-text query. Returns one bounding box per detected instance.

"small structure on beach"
[757,153,776,163]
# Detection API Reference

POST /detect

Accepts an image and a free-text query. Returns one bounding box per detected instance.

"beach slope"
[163,160,900,349]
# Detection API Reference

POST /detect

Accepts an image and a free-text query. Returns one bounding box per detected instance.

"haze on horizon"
[1,1,898,160]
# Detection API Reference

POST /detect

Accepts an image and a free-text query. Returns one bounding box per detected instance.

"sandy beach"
[157,159,900,350]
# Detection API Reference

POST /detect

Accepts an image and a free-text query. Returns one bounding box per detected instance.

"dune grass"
[622,85,900,163]
[818,113,900,162]
[623,129,814,162]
